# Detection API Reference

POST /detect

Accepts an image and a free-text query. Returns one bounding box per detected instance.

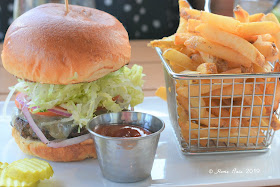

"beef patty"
[12,115,88,141]
[12,106,127,141]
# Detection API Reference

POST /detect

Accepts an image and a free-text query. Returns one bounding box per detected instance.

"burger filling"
[12,109,93,140]
[6,65,144,145]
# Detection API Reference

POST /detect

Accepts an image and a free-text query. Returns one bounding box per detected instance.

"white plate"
[0,97,280,187]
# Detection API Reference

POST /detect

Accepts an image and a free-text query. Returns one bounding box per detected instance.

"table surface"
[0,40,164,101]
[1,98,280,187]
[1,40,280,186]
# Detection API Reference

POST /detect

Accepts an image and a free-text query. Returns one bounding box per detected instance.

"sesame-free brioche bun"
[12,127,97,162]
[2,3,131,84]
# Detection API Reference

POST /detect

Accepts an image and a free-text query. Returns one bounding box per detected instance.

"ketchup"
[94,124,152,138]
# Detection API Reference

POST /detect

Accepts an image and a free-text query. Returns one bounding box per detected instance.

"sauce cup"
[87,111,165,183]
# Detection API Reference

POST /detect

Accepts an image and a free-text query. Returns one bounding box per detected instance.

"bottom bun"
[12,127,97,162]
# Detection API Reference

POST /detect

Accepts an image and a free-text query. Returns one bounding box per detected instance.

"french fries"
[262,13,279,24]
[187,19,201,33]
[253,38,279,62]
[196,63,218,74]
[221,68,241,74]
[185,35,252,67]
[209,99,240,128]
[176,0,190,34]
[210,84,256,98]
[261,34,274,42]
[163,49,197,70]
[180,8,201,20]
[234,5,249,23]
[199,52,229,72]
[149,35,175,47]
[196,24,265,67]
[179,120,264,146]
[174,32,198,45]
[177,94,236,128]
[190,53,204,66]
[243,35,259,43]
[150,2,280,148]
[155,87,167,101]
[249,13,264,22]
[200,11,240,34]
[238,21,280,36]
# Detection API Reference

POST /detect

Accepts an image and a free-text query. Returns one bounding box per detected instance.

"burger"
[1,4,144,162]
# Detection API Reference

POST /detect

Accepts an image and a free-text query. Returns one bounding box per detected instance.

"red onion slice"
[21,106,49,144]
[47,134,91,148]
[16,93,29,108]
[16,93,71,117]
[22,106,91,148]
[48,107,72,117]
[18,93,90,148]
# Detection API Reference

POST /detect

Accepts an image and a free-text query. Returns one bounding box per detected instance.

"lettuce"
[14,65,144,127]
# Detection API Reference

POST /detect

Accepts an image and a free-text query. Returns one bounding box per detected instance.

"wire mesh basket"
[156,47,280,154]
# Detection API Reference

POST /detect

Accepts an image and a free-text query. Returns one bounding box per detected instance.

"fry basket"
[156,47,280,154]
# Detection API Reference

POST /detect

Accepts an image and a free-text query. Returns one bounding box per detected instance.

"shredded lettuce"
[14,65,144,127]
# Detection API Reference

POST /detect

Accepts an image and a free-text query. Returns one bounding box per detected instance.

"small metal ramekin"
[87,111,165,183]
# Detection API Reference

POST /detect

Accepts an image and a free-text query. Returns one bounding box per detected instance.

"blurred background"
[2,0,280,42]
[2,0,280,41]
[0,0,234,42]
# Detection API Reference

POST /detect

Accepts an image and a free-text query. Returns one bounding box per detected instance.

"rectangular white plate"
[0,97,280,187]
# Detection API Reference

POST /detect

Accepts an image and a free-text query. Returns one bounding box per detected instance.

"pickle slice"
[5,158,54,184]
[0,162,9,171]
[0,167,37,187]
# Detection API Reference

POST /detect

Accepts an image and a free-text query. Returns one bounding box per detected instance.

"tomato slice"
[15,92,60,117]
[112,95,119,101]
[31,110,59,117]
[15,92,22,109]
